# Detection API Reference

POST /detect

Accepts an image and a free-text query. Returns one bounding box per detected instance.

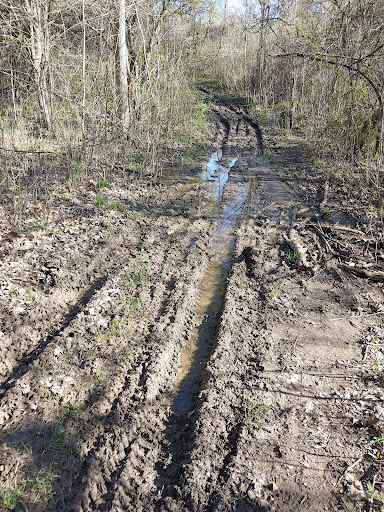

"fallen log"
[284,228,310,270]
[338,262,384,282]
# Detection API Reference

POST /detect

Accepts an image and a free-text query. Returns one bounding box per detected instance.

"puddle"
[200,150,238,203]
[172,240,234,415]
[171,152,294,415]
[172,152,248,415]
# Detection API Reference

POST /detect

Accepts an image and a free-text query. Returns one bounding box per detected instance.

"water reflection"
[200,150,238,203]
[171,151,245,415]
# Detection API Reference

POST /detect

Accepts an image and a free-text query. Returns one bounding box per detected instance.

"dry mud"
[1,98,384,511]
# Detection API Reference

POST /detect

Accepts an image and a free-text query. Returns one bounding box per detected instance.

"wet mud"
[0,98,384,512]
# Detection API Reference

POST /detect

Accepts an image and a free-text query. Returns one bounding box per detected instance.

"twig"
[0,146,58,155]
[330,311,384,321]
[337,457,362,484]
[308,222,333,253]
[299,495,308,509]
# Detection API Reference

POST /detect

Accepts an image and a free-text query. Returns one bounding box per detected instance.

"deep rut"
[0,100,299,512]
[67,104,286,511]
[2,95,382,512]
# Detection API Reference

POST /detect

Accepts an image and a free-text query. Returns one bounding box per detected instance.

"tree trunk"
[290,0,299,128]
[82,0,86,139]
[117,0,130,134]
[25,0,51,129]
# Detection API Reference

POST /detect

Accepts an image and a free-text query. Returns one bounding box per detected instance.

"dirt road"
[1,98,384,511]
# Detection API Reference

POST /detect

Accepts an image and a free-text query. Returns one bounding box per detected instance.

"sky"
[226,0,244,12]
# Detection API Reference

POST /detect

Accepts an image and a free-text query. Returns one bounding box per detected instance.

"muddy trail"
[1,98,384,512]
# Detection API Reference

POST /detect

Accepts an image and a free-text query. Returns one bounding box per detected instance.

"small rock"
[367,414,380,426]
[305,400,314,413]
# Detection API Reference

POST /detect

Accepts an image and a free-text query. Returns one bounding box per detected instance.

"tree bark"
[24,0,51,129]
[82,0,86,139]
[117,0,130,133]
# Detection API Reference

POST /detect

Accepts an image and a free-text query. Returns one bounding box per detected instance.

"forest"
[1,1,383,180]
[1,1,384,511]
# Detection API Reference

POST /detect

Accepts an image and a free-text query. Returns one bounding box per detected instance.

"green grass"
[367,483,384,511]
[286,249,298,265]
[97,180,110,189]
[124,260,149,287]
[270,289,281,299]
[95,195,107,207]
[0,463,58,510]
[97,296,144,342]
[31,464,58,504]
[196,77,227,92]
[374,430,384,450]
[46,424,66,452]
[60,401,80,422]
[245,400,271,429]
[95,195,126,212]
[109,200,125,212]
[0,486,25,510]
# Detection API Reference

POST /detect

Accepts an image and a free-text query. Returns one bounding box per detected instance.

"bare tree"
[117,0,130,133]
[24,0,52,129]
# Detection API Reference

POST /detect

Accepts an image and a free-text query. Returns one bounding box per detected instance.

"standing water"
[171,150,248,415]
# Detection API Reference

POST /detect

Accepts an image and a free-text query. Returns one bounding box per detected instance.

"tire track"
[68,285,205,510]
[0,275,108,400]
[0,228,143,390]
[66,105,266,511]
[65,235,214,510]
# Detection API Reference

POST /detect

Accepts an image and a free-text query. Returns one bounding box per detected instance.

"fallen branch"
[339,262,384,282]
[308,222,333,254]
[337,457,362,485]
[284,228,310,269]
[320,223,373,241]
